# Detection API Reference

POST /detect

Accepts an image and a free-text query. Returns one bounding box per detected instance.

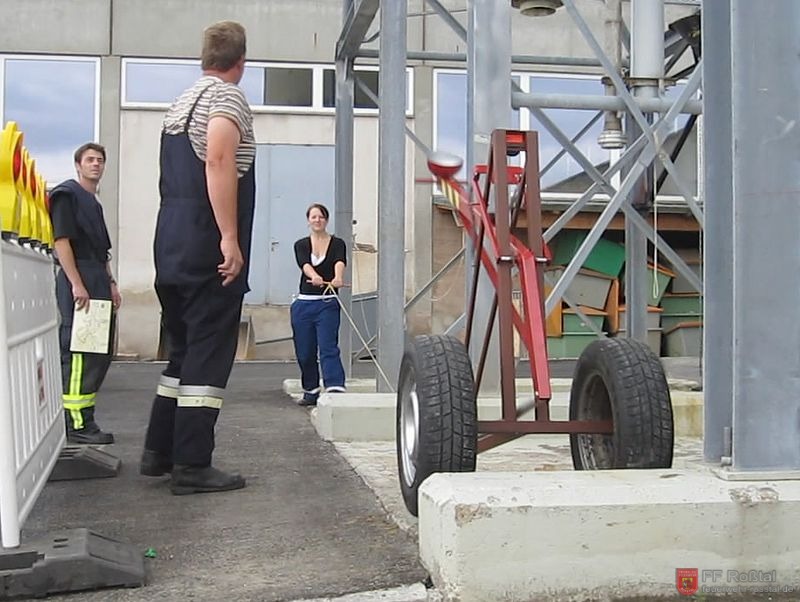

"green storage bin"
[661,314,703,332]
[661,294,703,315]
[622,265,673,306]
[616,329,663,356]
[552,230,625,277]
[647,265,673,306]
[664,322,702,357]
[547,267,614,311]
[671,262,702,294]
[562,307,607,334]
[618,305,662,329]
[547,332,605,359]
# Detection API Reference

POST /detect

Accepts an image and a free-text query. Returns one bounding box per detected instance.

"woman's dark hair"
[306,203,329,220]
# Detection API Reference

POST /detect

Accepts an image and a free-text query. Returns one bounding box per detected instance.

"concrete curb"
[294,383,704,442]
[419,468,800,601]
[290,583,430,602]
[282,376,701,396]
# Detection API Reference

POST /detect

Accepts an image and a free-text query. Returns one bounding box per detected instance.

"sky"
[4,58,96,185]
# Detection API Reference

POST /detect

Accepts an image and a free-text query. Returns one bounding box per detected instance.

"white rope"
[652,142,661,304]
[323,283,396,393]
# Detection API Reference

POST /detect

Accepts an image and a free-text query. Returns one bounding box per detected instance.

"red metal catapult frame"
[429,129,613,453]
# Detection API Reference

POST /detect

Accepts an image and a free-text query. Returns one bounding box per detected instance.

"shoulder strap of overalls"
[183,83,217,134]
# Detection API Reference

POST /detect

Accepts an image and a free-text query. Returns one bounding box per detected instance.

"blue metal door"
[246,144,336,305]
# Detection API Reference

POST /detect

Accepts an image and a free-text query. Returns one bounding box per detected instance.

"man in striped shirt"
[141,21,256,495]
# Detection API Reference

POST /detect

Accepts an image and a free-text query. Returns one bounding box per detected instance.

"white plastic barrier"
[0,241,64,548]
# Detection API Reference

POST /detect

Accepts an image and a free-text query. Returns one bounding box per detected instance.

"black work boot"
[65,409,114,445]
[297,392,319,407]
[170,465,246,495]
[140,449,173,477]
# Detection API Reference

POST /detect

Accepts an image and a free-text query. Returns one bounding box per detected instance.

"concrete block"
[419,469,800,602]
[671,390,703,438]
[311,393,397,442]
[310,393,571,442]
[282,378,575,396]
[308,388,704,443]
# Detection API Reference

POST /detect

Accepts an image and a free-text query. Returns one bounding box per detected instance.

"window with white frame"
[1,55,99,185]
[263,67,312,107]
[433,70,520,181]
[122,59,413,115]
[322,66,414,114]
[433,69,697,200]
[124,59,266,105]
[525,73,607,192]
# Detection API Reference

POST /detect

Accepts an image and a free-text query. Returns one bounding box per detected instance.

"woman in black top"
[290,203,347,405]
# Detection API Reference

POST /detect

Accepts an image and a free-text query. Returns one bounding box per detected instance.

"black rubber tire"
[396,334,478,516]
[569,337,674,470]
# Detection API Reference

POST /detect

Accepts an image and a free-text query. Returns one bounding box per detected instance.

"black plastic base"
[0,529,144,599]
[48,446,121,481]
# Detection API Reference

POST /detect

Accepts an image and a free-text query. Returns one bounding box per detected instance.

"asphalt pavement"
[22,362,425,602]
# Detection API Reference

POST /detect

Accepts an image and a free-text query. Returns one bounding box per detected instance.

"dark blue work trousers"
[290,298,345,396]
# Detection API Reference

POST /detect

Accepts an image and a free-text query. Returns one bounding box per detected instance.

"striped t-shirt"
[162,75,256,176]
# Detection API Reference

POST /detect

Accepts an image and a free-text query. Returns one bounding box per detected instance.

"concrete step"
[290,384,703,442]
[283,376,701,396]
[419,468,800,601]
[283,377,576,395]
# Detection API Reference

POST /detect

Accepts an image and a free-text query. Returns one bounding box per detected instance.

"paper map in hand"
[70,299,112,354]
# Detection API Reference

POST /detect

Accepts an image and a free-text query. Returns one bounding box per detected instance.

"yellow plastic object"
[17,149,33,241]
[0,122,22,236]
[39,175,53,248]
[28,159,42,244]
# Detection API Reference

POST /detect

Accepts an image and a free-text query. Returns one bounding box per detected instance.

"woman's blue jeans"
[290,298,345,399]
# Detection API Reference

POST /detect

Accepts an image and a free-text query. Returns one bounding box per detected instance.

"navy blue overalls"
[144,86,255,467]
[50,179,114,433]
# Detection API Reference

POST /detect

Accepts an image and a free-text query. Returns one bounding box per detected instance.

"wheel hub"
[400,384,420,487]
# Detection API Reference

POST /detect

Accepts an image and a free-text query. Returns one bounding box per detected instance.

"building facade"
[0,0,697,359]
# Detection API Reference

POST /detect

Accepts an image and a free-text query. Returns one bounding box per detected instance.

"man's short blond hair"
[201,21,247,71]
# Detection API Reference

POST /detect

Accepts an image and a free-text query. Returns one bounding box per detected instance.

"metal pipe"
[631,0,665,85]
[532,66,704,295]
[405,247,465,310]
[335,0,355,378]
[543,66,703,314]
[354,76,429,153]
[425,0,467,43]
[464,220,484,348]
[598,0,625,150]
[376,0,407,392]
[335,0,380,61]
[656,114,697,192]
[466,0,512,394]
[473,296,498,397]
[625,0,664,342]
[541,111,604,177]
[512,90,701,114]
[543,133,649,242]
[702,0,732,464]
[728,0,800,471]
[357,47,612,68]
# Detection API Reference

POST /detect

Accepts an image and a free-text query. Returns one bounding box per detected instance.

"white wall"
[116,107,416,357]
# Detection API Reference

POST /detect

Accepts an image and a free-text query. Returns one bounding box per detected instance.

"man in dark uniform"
[139,21,256,495]
[49,143,122,445]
